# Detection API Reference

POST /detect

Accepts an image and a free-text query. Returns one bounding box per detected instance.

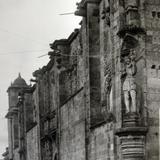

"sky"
[0,0,81,157]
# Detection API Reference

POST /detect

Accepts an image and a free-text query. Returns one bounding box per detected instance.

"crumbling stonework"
[4,0,160,160]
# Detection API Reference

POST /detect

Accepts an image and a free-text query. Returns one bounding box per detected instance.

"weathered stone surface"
[89,123,114,160]
[5,1,160,160]
[26,126,39,160]
[60,90,86,160]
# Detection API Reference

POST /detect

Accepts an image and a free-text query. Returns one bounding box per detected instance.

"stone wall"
[144,2,160,159]
[6,1,160,160]
[13,148,19,160]
[58,31,84,106]
[89,123,115,160]
[60,89,85,160]
[26,126,39,160]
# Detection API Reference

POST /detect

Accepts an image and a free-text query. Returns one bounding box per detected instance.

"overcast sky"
[0,0,81,157]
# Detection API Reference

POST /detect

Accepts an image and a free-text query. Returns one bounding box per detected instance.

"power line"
[0,49,49,56]
[0,27,49,47]
[38,51,105,59]
[59,12,74,15]
[38,54,48,58]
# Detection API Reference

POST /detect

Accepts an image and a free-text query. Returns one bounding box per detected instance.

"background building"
[4,0,160,160]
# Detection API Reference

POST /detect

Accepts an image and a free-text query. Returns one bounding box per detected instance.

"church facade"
[5,0,160,160]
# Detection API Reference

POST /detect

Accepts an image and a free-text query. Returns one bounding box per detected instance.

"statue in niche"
[121,49,137,113]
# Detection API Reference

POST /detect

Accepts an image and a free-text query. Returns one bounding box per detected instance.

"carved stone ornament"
[101,0,110,26]
[44,141,52,160]
[120,33,139,57]
[104,72,112,94]
[101,67,114,122]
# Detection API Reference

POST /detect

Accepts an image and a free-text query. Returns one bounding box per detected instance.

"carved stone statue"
[122,50,137,113]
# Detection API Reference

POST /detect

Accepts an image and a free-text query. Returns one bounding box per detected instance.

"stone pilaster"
[115,0,148,159]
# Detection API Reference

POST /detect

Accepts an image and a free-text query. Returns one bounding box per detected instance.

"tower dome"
[12,73,27,87]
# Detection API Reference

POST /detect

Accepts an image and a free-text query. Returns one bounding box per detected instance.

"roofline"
[7,85,30,93]
[75,0,101,16]
[34,29,80,74]
[79,0,101,8]
[50,29,79,50]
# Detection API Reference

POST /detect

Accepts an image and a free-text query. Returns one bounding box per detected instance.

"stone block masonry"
[4,0,160,160]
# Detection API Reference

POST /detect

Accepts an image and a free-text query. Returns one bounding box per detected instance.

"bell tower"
[6,73,28,160]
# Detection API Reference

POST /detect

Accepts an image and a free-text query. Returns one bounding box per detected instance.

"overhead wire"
[59,12,74,15]
[0,26,51,57]
[0,26,49,47]
[0,49,49,56]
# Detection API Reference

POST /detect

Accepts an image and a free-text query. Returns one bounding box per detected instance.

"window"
[152,11,156,18]
[151,65,156,69]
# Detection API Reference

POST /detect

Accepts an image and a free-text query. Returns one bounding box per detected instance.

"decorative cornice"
[68,29,79,43]
[117,25,146,38]
[50,39,69,50]
[78,0,101,8]
[50,29,79,50]
[7,85,29,93]
[75,0,101,17]
[5,107,19,118]
[115,127,148,136]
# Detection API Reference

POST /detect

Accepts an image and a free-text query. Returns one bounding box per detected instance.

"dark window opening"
[152,11,156,18]
[157,12,160,18]
[151,65,156,69]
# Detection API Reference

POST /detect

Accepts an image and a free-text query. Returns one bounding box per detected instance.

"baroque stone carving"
[124,0,140,27]
[104,71,112,95]
[121,49,137,114]
[103,66,112,109]
[115,127,148,160]
[101,66,114,122]
[101,0,110,26]
[42,140,52,160]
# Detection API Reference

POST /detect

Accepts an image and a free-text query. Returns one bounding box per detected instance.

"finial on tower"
[18,73,21,78]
